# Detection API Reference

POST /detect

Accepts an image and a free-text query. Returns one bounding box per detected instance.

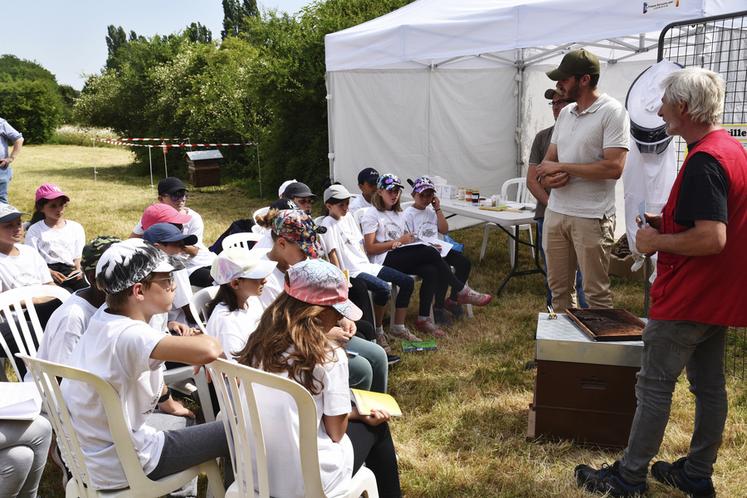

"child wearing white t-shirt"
[362,174,492,338]
[25,183,86,291]
[235,259,401,498]
[404,176,478,317]
[130,177,215,288]
[205,247,277,358]
[33,236,120,373]
[0,204,55,377]
[321,184,414,345]
[60,239,231,490]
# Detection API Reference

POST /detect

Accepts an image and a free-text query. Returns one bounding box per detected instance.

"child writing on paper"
[404,176,477,317]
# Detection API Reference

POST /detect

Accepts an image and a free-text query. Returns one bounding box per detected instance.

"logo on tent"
[643,1,679,14]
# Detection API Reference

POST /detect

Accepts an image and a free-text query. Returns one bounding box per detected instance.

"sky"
[3,0,311,90]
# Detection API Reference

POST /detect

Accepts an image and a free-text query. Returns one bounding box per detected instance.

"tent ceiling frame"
[431,34,657,70]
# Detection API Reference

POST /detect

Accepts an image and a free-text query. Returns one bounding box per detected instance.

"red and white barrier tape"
[96,138,252,148]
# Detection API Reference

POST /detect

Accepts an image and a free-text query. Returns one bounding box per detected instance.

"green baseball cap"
[546,49,600,81]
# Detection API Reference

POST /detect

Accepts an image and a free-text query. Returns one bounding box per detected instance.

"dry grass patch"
[12,145,747,497]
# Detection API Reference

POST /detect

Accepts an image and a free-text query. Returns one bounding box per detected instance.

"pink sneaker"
[456,285,493,306]
[415,318,447,338]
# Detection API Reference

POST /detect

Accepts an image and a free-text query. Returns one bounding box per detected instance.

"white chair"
[189,285,220,334]
[19,354,226,498]
[479,177,536,266]
[0,284,70,381]
[161,286,221,423]
[207,358,379,498]
[222,232,262,251]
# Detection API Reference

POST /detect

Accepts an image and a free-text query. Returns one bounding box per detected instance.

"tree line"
[0,55,78,143]
[72,0,413,194]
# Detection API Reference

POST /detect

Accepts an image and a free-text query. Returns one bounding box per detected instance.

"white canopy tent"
[325,0,744,234]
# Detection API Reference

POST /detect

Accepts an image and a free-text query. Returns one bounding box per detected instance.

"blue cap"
[143,222,198,245]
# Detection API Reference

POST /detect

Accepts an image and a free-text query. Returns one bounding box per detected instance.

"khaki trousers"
[542,209,615,311]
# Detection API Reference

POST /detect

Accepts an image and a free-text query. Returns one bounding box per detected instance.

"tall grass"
[47,125,118,147]
[11,145,747,497]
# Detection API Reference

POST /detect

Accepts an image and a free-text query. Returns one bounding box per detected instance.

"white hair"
[662,68,725,125]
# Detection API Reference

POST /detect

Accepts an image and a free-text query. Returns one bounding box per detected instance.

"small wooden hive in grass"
[186,150,222,187]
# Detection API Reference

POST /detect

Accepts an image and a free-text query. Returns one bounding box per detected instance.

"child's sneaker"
[444,297,464,317]
[376,333,393,355]
[388,325,421,342]
[433,307,453,326]
[456,285,493,306]
[415,317,447,338]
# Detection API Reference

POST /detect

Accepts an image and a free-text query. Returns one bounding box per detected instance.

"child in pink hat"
[25,183,87,291]
[235,258,401,498]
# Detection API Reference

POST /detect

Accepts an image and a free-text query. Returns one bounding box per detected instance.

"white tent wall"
[328,67,517,195]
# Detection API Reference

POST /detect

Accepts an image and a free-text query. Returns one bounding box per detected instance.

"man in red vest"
[575,67,747,498]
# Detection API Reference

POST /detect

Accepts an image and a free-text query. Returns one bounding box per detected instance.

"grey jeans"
[0,416,53,498]
[620,319,728,483]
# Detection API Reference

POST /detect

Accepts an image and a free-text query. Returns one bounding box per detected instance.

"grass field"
[11,145,747,497]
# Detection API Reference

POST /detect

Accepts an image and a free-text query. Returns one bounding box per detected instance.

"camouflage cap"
[81,235,121,273]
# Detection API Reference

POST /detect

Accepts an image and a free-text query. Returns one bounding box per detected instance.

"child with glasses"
[60,239,232,490]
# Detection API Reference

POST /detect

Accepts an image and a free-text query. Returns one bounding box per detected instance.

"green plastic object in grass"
[401,339,437,352]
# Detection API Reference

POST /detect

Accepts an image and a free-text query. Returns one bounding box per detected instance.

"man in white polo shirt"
[536,49,629,310]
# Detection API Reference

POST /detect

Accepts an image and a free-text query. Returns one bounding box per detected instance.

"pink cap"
[141,203,191,230]
[284,259,362,321]
[35,183,69,202]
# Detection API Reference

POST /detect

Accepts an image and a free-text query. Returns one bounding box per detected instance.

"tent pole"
[326,72,336,182]
[426,64,434,175]
[515,48,525,177]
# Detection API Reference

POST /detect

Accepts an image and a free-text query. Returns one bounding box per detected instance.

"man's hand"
[536,160,563,177]
[636,226,660,255]
[0,158,10,169]
[541,171,570,189]
[643,213,662,230]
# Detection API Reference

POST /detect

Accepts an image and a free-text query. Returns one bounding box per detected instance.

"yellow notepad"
[351,389,403,417]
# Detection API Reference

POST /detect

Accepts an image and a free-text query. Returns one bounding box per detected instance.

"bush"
[0,79,63,143]
[0,54,67,142]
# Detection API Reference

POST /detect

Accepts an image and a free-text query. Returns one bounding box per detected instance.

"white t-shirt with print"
[359,208,408,265]
[133,206,215,273]
[403,205,442,241]
[0,244,53,292]
[25,219,86,266]
[205,299,263,359]
[60,308,167,489]
[34,290,98,369]
[252,346,353,497]
[320,214,382,278]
